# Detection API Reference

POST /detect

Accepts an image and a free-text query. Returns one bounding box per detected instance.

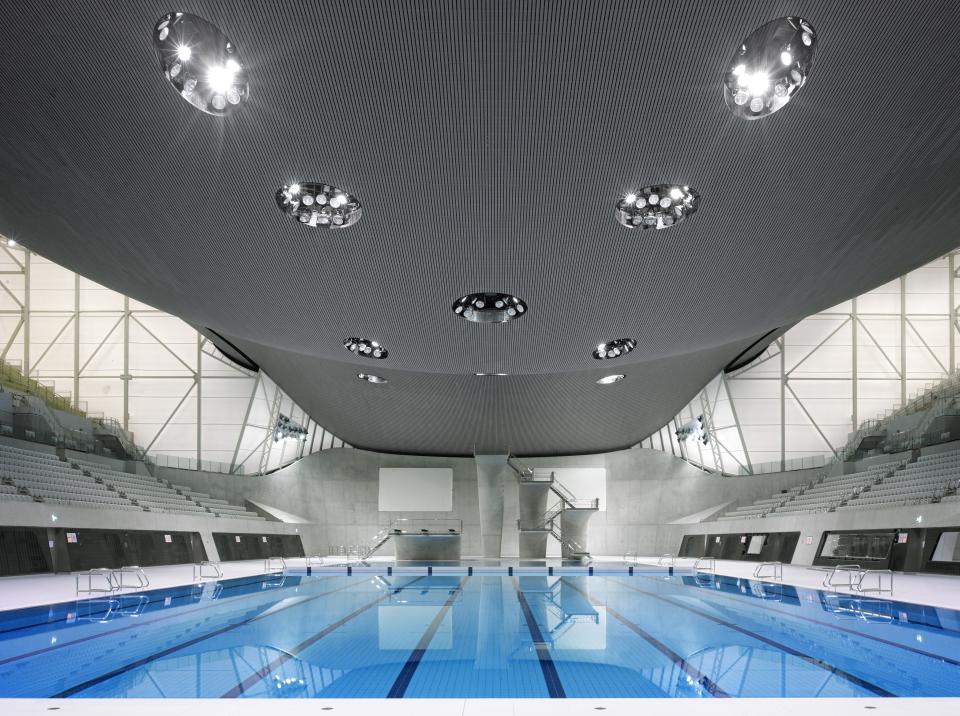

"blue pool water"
[1,569,959,698]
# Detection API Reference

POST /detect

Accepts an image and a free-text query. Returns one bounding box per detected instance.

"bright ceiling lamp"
[343,338,387,359]
[616,185,699,229]
[276,182,362,228]
[153,12,249,116]
[453,293,527,323]
[597,374,625,385]
[593,338,636,360]
[724,17,817,120]
[357,373,388,384]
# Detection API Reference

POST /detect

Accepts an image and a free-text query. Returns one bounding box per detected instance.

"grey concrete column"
[476,454,507,559]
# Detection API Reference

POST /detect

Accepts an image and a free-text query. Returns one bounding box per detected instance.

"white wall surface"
[378,467,453,512]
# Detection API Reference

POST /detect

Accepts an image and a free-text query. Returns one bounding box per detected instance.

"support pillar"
[475,454,507,559]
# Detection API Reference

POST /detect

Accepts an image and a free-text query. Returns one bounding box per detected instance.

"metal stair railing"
[549,524,588,557]
[359,527,392,560]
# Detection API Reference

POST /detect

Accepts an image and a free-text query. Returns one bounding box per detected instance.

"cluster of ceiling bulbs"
[724,17,816,120]
[276,182,361,229]
[153,13,248,116]
[616,186,699,230]
[343,337,387,359]
[593,339,636,360]
[453,293,527,324]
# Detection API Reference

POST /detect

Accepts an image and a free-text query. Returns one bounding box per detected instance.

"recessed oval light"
[153,13,249,116]
[593,338,636,360]
[724,17,817,120]
[474,372,510,377]
[453,293,527,323]
[357,373,387,384]
[616,186,699,229]
[276,182,361,228]
[343,337,388,359]
[597,374,625,385]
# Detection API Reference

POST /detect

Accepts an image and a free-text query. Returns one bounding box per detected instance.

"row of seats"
[0,442,268,521]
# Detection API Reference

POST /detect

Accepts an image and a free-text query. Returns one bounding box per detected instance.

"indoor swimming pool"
[0,569,958,699]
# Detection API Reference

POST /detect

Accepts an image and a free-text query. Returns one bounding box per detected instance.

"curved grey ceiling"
[1,1,959,455]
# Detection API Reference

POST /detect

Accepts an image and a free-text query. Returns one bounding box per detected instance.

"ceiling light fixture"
[453,293,527,323]
[724,17,817,120]
[343,337,387,359]
[474,372,510,377]
[597,375,625,385]
[357,373,388,384]
[276,182,361,228]
[593,338,636,360]
[153,12,249,116]
[616,185,700,229]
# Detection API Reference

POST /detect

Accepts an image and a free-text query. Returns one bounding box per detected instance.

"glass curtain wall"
[0,246,346,474]
[639,250,959,474]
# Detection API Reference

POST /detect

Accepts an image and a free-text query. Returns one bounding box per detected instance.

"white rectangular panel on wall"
[378,467,453,511]
[550,468,607,511]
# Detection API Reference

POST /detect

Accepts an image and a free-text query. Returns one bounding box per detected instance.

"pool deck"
[2,555,960,612]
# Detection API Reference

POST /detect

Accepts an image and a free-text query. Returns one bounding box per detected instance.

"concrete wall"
[155,446,825,558]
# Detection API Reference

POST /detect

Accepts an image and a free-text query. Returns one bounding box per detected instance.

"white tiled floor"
[2,555,960,611]
[623,556,960,610]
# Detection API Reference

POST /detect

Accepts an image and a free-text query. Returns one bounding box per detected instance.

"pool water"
[1,570,959,698]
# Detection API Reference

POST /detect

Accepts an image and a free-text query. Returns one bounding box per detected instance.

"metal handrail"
[264,556,287,574]
[753,561,783,580]
[823,563,862,590]
[658,553,675,567]
[306,555,326,568]
[76,568,115,595]
[114,566,150,590]
[854,569,894,595]
[694,557,716,572]
[192,561,223,581]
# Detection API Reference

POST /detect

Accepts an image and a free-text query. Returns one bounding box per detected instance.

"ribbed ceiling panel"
[1,1,959,454]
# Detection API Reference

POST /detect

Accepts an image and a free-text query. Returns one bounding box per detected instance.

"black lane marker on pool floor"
[1,576,338,668]
[560,579,729,698]
[612,578,895,697]
[387,576,469,698]
[511,576,566,698]
[666,576,960,669]
[221,576,425,697]
[53,578,363,698]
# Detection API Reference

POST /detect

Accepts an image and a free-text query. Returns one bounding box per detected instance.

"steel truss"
[639,249,960,474]
[0,246,345,474]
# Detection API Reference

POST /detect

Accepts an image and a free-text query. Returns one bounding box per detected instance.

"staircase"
[359,527,392,561]
[508,455,598,561]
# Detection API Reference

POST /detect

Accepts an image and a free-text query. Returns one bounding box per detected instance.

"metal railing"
[192,561,223,581]
[753,562,783,580]
[694,556,716,572]
[823,564,862,590]
[76,568,116,595]
[854,569,894,595]
[657,553,675,567]
[264,556,287,574]
[390,517,462,535]
[113,566,149,590]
